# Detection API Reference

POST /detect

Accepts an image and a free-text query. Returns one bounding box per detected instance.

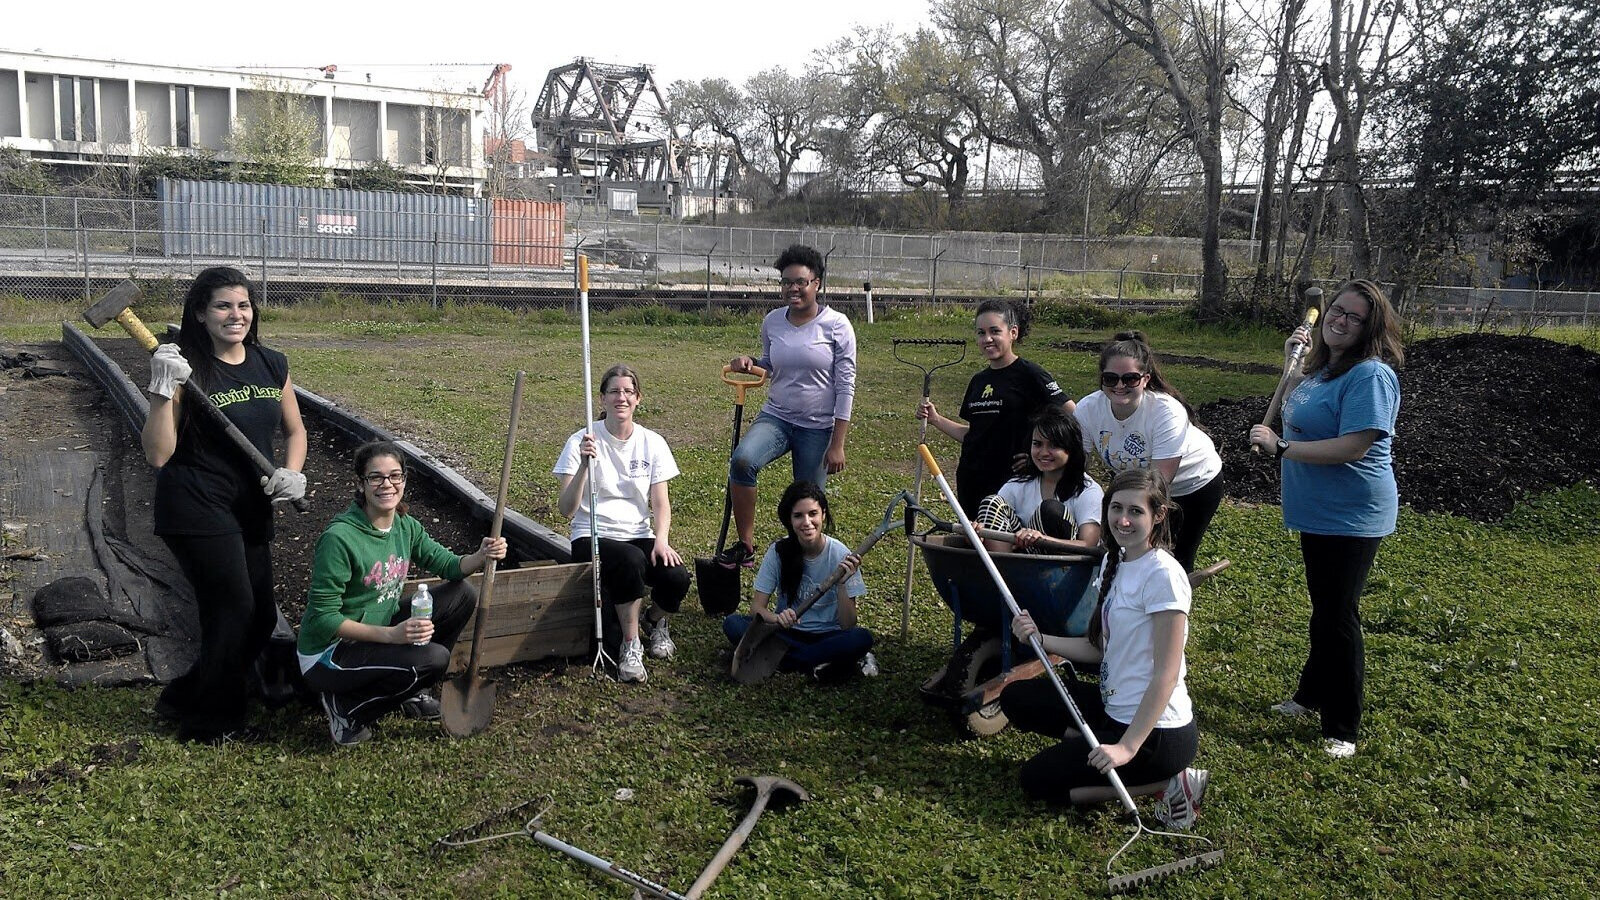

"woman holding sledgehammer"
[717,244,857,570]
[140,266,307,745]
[918,299,1073,518]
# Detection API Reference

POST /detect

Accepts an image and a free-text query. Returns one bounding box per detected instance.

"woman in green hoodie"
[297,440,506,746]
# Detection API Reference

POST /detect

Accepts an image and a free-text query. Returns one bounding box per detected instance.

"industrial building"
[0,49,488,194]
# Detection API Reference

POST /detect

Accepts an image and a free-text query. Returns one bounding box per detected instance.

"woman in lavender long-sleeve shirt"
[718,244,857,569]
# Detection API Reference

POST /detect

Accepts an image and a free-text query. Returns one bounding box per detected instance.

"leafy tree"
[227,79,322,186]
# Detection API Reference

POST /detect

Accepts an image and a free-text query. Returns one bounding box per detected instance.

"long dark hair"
[1086,469,1177,647]
[353,440,409,518]
[1009,407,1089,501]
[1098,330,1197,424]
[774,481,832,607]
[1302,279,1406,380]
[975,298,1032,343]
[176,266,261,391]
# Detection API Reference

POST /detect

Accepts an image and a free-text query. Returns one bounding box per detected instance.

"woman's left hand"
[652,539,681,567]
[1088,741,1136,773]
[839,552,862,575]
[1247,424,1279,454]
[480,537,508,560]
[825,446,847,474]
[1013,528,1044,550]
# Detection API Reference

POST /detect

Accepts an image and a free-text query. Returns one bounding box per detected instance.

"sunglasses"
[1100,371,1147,388]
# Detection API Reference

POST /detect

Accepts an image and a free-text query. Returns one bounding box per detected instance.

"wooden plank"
[409,562,595,671]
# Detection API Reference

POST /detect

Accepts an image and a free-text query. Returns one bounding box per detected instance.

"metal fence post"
[1023,264,1030,304]
[705,240,719,309]
[931,248,947,306]
[42,196,50,255]
[431,230,440,310]
[76,198,90,301]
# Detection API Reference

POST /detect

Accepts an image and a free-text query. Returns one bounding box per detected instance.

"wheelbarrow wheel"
[955,638,1010,737]
[920,627,997,707]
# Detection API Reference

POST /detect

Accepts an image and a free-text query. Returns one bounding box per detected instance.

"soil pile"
[1201,333,1600,523]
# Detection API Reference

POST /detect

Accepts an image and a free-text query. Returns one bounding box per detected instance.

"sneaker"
[1153,767,1208,831]
[1323,739,1357,759]
[618,638,649,683]
[859,652,880,677]
[646,618,676,659]
[320,693,372,747]
[1271,698,1316,718]
[400,690,442,721]
[714,541,757,570]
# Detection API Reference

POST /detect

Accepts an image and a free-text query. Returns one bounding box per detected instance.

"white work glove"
[260,467,306,504]
[147,343,192,399]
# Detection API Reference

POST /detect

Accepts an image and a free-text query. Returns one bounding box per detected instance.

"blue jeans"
[729,412,833,488]
[722,614,873,673]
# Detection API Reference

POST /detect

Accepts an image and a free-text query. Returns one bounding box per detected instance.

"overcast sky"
[10,0,932,95]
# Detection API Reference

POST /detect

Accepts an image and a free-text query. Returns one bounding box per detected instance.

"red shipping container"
[491,198,565,268]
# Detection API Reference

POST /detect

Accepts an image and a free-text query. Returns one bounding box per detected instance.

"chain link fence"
[2,191,1594,328]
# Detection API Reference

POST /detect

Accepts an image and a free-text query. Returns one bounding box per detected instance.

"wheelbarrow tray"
[910,533,1099,637]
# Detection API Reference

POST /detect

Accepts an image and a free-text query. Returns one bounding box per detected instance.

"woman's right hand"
[917,398,938,422]
[392,617,433,645]
[730,355,756,374]
[579,432,597,459]
[1285,324,1313,363]
[766,607,798,628]
[1011,610,1038,643]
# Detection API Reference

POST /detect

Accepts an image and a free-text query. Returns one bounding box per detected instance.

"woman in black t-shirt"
[918,300,1074,516]
[141,266,307,745]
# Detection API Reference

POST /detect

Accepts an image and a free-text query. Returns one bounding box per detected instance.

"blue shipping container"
[156,179,489,267]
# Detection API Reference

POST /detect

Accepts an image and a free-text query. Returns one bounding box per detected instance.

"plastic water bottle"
[409,584,433,645]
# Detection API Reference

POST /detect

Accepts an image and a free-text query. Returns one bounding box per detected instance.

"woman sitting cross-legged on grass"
[998,468,1208,829]
[721,481,874,682]
[554,363,691,685]
[297,440,506,747]
[974,407,1103,555]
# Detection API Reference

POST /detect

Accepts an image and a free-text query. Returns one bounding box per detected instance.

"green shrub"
[1031,299,1133,330]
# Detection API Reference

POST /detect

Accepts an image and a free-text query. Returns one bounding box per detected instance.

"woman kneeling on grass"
[998,468,1207,829]
[297,441,506,747]
[721,481,874,682]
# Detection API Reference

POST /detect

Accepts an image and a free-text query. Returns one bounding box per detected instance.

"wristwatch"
[1274,438,1290,459]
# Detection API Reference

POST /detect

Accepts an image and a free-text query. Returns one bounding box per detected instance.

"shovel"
[730,492,910,685]
[440,371,525,737]
[695,364,768,616]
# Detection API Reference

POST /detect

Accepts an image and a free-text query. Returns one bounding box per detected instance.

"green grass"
[3,303,1598,897]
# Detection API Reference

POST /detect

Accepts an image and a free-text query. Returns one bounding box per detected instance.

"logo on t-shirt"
[627,459,651,476]
[1123,433,1148,458]
[981,384,994,399]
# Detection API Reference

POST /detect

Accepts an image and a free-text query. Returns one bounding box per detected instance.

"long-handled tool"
[917,444,1222,895]
[730,491,911,685]
[892,338,967,639]
[440,371,524,737]
[695,364,768,617]
[575,254,617,677]
[82,279,308,513]
[684,775,809,897]
[1252,287,1322,453]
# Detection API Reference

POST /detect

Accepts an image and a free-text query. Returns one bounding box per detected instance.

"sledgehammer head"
[83,280,143,329]
[735,774,809,807]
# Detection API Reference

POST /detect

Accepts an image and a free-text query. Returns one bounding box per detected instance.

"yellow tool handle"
[577,254,588,291]
[918,443,942,478]
[720,364,768,404]
[116,308,159,352]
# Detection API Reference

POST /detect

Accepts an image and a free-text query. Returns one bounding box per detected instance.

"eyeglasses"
[602,388,638,398]
[778,277,817,289]
[1100,371,1147,388]
[362,472,407,487]
[1326,305,1366,327]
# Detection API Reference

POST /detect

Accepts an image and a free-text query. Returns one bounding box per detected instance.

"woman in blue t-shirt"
[1248,279,1404,759]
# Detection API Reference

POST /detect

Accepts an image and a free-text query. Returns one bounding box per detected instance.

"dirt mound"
[1201,333,1600,523]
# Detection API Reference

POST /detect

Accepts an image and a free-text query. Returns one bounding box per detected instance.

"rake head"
[1107,849,1224,895]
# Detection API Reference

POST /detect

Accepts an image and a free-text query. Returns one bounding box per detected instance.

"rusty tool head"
[734,774,809,807]
[82,280,142,329]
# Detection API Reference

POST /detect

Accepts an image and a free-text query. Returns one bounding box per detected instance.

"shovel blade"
[439,673,497,737]
[730,621,789,685]
[695,557,743,617]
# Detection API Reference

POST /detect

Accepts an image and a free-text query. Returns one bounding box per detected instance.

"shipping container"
[156,179,490,267]
[489,198,564,268]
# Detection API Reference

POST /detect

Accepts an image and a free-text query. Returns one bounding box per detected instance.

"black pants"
[570,537,691,612]
[1170,471,1225,572]
[301,579,476,728]
[1294,532,1382,743]
[999,676,1197,805]
[158,532,277,740]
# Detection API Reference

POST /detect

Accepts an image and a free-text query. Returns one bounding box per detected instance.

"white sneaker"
[618,637,648,683]
[646,618,676,659]
[859,652,880,677]
[1153,767,1208,831]
[1272,698,1315,718]
[1323,738,1356,759]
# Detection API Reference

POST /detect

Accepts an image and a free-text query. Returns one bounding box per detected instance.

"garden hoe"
[730,491,911,685]
[917,444,1223,895]
[440,371,523,737]
[695,364,768,616]
[1253,287,1322,452]
[892,337,967,638]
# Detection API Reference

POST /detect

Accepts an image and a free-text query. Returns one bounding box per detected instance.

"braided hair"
[1085,468,1177,648]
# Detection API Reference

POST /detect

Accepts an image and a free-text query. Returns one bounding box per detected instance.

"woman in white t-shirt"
[1074,331,1224,572]
[999,468,1208,830]
[555,364,690,684]
[974,407,1103,554]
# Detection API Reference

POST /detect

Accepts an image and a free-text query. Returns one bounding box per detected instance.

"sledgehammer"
[83,279,309,513]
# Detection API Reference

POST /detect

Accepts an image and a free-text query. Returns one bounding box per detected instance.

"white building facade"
[0,50,487,193]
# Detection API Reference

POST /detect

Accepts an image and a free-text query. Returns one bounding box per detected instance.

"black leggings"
[1170,471,1224,572]
[999,676,1197,805]
[302,579,477,728]
[1294,532,1382,743]
[159,532,277,739]
[569,536,691,612]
